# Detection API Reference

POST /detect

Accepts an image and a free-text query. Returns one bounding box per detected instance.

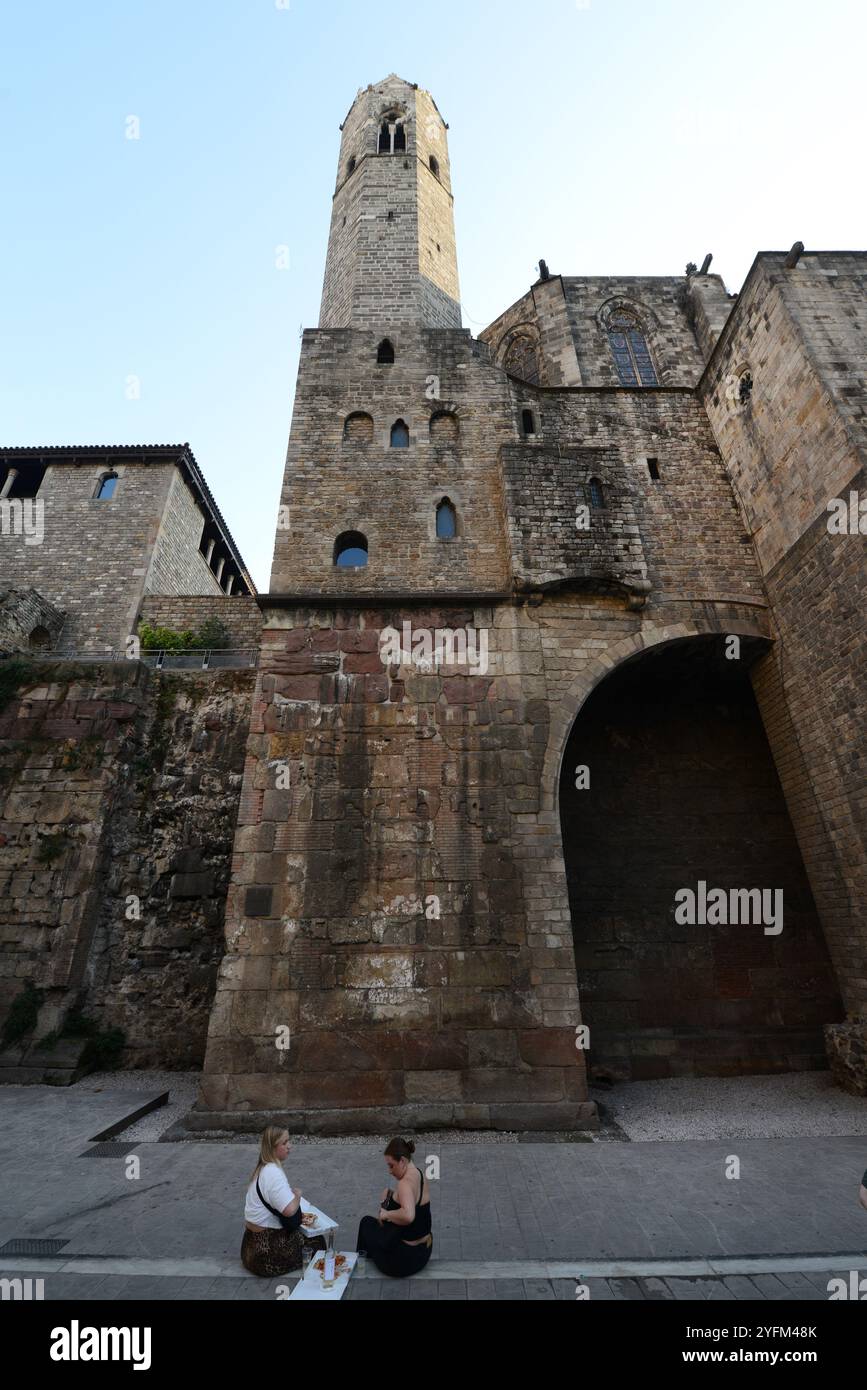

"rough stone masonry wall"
[481,277,711,389]
[145,468,224,598]
[272,327,513,595]
[0,660,255,1068]
[703,253,867,1018]
[0,459,172,653]
[197,581,789,1131]
[198,605,595,1134]
[319,78,461,331]
[137,595,262,649]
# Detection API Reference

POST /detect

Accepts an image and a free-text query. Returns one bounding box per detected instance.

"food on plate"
[313,1254,348,1274]
[302,1212,318,1227]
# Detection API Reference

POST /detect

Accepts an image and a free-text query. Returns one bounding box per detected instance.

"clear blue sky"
[1,0,864,590]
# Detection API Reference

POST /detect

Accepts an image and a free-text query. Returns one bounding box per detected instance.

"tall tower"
[197,78,593,1137]
[319,75,461,330]
[269,76,514,599]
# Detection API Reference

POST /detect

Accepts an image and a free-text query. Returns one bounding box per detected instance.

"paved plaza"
[1,1078,865,1301]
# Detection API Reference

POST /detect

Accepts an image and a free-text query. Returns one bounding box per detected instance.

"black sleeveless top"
[385,1164,432,1241]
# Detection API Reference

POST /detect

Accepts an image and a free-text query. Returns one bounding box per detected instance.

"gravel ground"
[593,1071,867,1141]
[76,1068,867,1144]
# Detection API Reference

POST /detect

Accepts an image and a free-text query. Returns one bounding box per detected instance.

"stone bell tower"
[319,75,462,330]
[195,76,594,1137]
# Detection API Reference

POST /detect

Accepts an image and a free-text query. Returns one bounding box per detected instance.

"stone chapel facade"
[190,75,867,1132]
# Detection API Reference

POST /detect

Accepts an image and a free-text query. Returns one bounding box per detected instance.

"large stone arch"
[539,615,773,814]
[544,618,842,1080]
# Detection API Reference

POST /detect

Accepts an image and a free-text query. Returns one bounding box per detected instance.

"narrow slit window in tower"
[391,419,410,448]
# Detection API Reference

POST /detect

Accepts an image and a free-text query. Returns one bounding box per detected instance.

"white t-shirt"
[245,1162,295,1229]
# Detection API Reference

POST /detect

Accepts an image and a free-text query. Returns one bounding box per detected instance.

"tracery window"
[605,306,659,386]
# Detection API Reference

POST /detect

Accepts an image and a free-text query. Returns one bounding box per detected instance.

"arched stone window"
[502,331,541,386]
[589,478,606,509]
[379,113,405,154]
[344,412,374,444]
[436,498,457,539]
[603,304,659,386]
[390,419,410,448]
[334,532,368,568]
[429,155,440,177]
[347,156,357,176]
[429,411,459,444]
[95,472,118,500]
[377,339,395,364]
[28,625,51,651]
[521,409,536,436]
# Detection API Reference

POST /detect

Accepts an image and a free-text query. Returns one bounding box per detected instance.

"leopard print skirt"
[241,1227,326,1278]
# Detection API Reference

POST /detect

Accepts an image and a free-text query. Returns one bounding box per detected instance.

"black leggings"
[356,1215,432,1279]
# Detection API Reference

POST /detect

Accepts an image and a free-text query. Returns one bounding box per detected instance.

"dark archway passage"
[558,637,843,1081]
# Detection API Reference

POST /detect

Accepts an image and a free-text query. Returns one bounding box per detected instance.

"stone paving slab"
[2,1084,866,1284]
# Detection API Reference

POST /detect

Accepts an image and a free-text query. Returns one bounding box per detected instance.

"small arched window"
[436,499,457,540]
[429,155,440,177]
[347,156,357,176]
[393,122,406,153]
[334,532,369,568]
[95,472,118,500]
[738,369,753,406]
[377,339,395,364]
[604,306,659,386]
[589,478,606,509]
[390,419,410,448]
[521,409,536,436]
[344,411,374,444]
[28,625,51,651]
[430,411,459,445]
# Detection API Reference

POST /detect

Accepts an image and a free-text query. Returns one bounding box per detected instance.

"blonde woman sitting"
[241,1125,325,1278]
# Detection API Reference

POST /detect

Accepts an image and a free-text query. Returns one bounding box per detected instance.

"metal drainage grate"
[0,1238,69,1256]
[80,1142,140,1158]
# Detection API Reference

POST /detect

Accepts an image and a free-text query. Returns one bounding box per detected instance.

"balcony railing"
[33,648,260,671]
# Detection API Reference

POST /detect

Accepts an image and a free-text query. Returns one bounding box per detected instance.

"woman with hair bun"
[356,1137,433,1278]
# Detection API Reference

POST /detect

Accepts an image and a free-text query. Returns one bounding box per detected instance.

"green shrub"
[138,624,196,652]
[138,619,232,652]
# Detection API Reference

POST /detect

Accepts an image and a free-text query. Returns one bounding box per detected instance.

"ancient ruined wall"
[198,603,593,1133]
[702,252,867,1016]
[0,589,65,653]
[197,581,795,1130]
[0,660,255,1073]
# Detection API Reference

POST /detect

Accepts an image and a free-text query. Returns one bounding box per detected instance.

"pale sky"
[1,0,864,589]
